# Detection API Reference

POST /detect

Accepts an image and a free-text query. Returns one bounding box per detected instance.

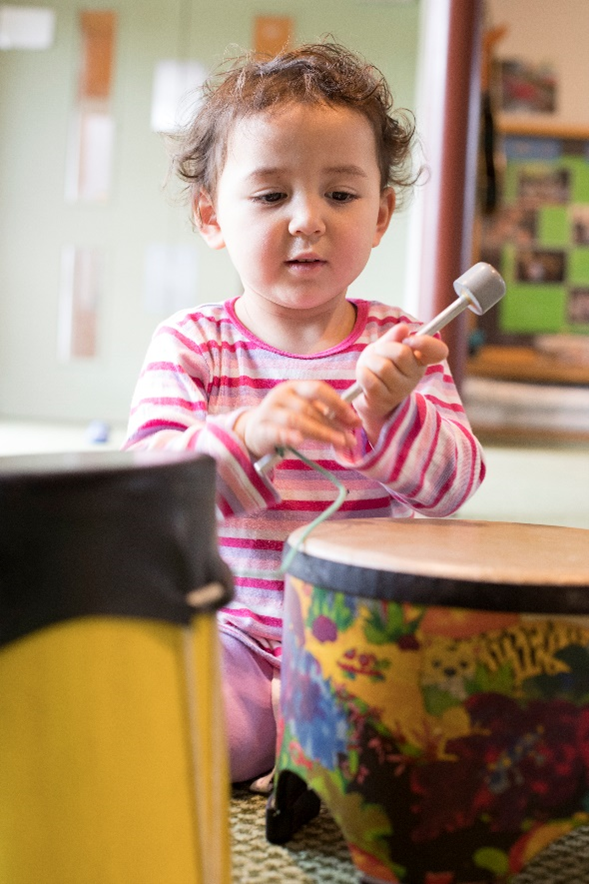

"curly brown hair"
[168,41,419,216]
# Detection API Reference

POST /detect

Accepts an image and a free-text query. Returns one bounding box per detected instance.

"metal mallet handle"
[254,262,506,476]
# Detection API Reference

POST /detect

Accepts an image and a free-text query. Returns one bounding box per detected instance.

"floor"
[457,439,589,529]
[1,417,588,530]
[0,418,128,456]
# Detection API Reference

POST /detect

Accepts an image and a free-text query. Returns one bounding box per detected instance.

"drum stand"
[266,770,321,845]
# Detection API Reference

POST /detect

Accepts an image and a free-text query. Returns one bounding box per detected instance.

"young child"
[124,41,486,783]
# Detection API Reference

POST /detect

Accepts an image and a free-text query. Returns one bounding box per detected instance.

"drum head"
[284,518,589,613]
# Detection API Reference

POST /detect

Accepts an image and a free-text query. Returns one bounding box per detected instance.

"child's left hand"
[353,322,449,444]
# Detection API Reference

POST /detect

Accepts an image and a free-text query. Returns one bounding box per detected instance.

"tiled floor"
[1,418,588,530]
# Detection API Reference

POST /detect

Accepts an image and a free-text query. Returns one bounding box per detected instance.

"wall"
[488,0,589,130]
[0,0,420,424]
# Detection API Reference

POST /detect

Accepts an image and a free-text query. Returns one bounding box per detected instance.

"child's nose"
[288,197,326,238]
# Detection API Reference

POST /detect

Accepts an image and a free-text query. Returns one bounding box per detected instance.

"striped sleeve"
[122,311,280,517]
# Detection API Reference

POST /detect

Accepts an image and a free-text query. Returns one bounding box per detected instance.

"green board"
[481,134,589,337]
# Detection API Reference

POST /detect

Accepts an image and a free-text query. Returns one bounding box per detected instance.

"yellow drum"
[0,451,233,884]
[268,518,589,883]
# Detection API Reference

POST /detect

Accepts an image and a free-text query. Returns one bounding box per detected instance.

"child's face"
[198,102,394,316]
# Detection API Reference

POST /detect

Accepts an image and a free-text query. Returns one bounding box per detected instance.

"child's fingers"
[402,333,448,366]
[261,407,356,455]
[293,381,361,427]
[376,322,412,345]
[375,323,448,368]
[362,339,419,380]
[285,412,357,450]
[238,380,360,457]
[354,330,447,413]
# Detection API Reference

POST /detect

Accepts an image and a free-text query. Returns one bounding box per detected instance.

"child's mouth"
[286,258,326,267]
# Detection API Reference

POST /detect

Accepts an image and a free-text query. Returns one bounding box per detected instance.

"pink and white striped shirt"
[124,297,485,665]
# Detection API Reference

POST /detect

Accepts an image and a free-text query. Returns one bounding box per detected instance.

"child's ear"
[194,190,225,250]
[372,187,396,247]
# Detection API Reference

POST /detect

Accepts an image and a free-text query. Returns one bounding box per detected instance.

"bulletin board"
[479,126,589,341]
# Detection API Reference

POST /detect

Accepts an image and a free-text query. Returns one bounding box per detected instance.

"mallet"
[254,261,506,476]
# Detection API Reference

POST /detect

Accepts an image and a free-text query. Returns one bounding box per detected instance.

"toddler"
[124,41,486,783]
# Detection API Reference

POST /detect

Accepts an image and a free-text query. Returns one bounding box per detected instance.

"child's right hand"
[234,380,361,459]
[353,323,448,444]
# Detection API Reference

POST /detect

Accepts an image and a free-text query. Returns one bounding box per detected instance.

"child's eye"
[328,191,357,203]
[253,192,286,204]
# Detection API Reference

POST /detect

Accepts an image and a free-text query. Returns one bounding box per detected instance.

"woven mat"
[230,786,589,883]
[230,787,355,882]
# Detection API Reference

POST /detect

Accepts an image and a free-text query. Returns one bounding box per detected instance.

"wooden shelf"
[497,117,589,140]
[467,345,589,386]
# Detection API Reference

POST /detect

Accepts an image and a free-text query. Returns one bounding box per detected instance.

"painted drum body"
[0,451,233,884]
[269,518,589,884]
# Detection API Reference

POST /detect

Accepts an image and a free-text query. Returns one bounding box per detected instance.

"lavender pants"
[219,632,277,783]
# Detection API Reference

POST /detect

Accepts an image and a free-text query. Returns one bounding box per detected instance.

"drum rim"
[0,452,234,649]
[0,449,206,482]
[283,518,589,613]
[284,549,589,612]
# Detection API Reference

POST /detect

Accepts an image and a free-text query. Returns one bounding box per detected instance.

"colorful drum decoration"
[268,518,589,884]
[0,451,233,884]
